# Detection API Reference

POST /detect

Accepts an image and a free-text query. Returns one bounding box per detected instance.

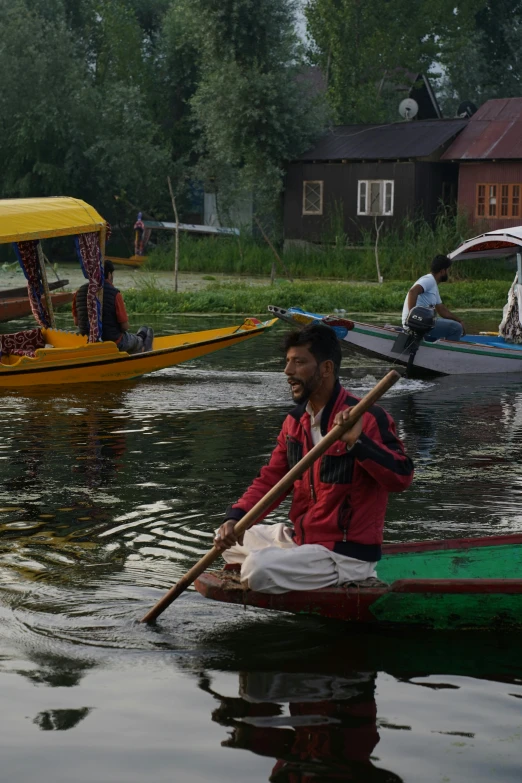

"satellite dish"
[457,100,478,118]
[399,98,419,121]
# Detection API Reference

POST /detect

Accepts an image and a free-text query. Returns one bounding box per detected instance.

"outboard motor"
[405,306,436,340]
[391,306,436,375]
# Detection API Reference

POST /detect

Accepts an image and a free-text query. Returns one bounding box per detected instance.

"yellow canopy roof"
[0,197,107,244]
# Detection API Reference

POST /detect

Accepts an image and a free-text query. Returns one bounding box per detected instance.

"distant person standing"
[73,260,153,353]
[402,255,465,342]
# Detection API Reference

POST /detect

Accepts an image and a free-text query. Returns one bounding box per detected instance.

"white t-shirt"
[402,273,442,326]
[306,402,325,446]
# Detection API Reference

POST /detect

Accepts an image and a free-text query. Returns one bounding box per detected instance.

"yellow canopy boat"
[0,197,275,387]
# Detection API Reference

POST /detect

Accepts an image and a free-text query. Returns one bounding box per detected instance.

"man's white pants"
[221,522,377,594]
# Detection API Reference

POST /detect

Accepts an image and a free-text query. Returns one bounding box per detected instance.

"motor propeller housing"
[405,306,436,338]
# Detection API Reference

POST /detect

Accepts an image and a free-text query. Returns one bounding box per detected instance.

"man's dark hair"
[430,255,452,274]
[104,259,115,277]
[283,324,342,377]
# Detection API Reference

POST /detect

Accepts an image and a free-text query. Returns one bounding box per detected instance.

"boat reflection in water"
[192,613,522,783]
[207,669,400,783]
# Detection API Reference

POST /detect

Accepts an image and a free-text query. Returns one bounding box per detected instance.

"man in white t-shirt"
[402,255,465,342]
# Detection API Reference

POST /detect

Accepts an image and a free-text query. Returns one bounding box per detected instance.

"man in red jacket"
[214,324,414,593]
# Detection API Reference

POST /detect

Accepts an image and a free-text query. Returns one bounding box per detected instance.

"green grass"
[142,211,516,282]
[122,279,510,315]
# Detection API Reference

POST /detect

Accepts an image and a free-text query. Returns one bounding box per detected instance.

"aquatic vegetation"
[123,279,510,315]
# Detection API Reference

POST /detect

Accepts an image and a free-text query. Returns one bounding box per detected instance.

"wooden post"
[374,216,384,284]
[98,225,106,335]
[254,215,293,283]
[36,242,56,328]
[167,177,180,293]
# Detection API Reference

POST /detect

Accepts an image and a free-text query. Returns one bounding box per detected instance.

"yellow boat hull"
[0,318,276,387]
[105,255,147,268]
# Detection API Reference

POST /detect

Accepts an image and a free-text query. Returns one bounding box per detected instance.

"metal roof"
[295,119,468,161]
[441,98,522,160]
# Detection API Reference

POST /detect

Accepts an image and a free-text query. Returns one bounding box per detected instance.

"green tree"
[0,0,92,198]
[0,0,174,224]
[180,0,325,212]
[151,1,201,160]
[305,0,478,123]
[438,1,522,113]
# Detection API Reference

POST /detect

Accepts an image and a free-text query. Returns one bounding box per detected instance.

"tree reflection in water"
[33,707,92,731]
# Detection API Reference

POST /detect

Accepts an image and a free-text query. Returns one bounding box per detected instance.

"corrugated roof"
[441,98,522,160]
[296,119,468,161]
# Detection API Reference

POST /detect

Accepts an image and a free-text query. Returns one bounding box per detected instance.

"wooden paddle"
[140,369,401,623]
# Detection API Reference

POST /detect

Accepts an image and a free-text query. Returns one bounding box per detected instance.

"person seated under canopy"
[72,260,152,353]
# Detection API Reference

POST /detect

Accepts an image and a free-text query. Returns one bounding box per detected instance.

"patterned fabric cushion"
[0,329,45,358]
[9,349,39,358]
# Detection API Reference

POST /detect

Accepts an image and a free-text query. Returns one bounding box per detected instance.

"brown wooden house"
[441,98,522,229]
[283,119,467,244]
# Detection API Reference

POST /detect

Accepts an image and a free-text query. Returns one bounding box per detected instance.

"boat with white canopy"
[269,227,522,376]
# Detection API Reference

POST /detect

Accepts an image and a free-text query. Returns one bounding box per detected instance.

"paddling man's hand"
[334,407,363,447]
[214,520,244,551]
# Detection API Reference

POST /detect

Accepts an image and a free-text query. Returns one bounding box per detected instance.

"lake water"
[0,312,521,783]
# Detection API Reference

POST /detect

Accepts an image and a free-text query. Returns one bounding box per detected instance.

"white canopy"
[449,226,522,260]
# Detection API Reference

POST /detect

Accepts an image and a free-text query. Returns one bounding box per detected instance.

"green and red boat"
[194,532,522,631]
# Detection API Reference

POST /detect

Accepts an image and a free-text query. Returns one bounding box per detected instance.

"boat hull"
[0,279,68,299]
[0,291,73,323]
[268,306,522,375]
[346,322,522,375]
[194,533,522,631]
[105,255,146,268]
[0,318,276,387]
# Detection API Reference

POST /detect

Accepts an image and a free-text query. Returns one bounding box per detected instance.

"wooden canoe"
[194,533,522,631]
[0,290,73,323]
[0,279,68,299]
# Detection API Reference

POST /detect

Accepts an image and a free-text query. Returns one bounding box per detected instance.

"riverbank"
[0,263,511,316]
[121,279,510,315]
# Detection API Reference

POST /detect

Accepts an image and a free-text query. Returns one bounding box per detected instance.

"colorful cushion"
[0,329,45,358]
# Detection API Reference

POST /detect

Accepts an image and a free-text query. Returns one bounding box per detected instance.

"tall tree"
[179,0,325,212]
[305,0,478,123]
[0,0,174,223]
[438,0,522,113]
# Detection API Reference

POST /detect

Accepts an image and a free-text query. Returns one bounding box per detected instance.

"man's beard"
[288,367,322,404]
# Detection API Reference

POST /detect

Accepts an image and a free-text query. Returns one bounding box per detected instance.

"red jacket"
[225,381,414,561]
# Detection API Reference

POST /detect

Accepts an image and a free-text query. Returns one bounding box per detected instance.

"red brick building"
[442,98,522,230]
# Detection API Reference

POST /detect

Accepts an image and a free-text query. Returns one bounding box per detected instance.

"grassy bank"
[123,279,510,315]
[143,213,515,282]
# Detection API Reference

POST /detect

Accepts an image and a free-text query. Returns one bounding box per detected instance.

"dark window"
[303,181,323,215]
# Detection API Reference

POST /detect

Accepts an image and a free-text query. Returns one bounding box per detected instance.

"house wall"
[414,163,459,221]
[284,161,456,243]
[458,162,522,230]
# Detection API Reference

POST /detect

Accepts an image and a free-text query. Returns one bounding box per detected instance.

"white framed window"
[302,180,323,215]
[357,180,394,216]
